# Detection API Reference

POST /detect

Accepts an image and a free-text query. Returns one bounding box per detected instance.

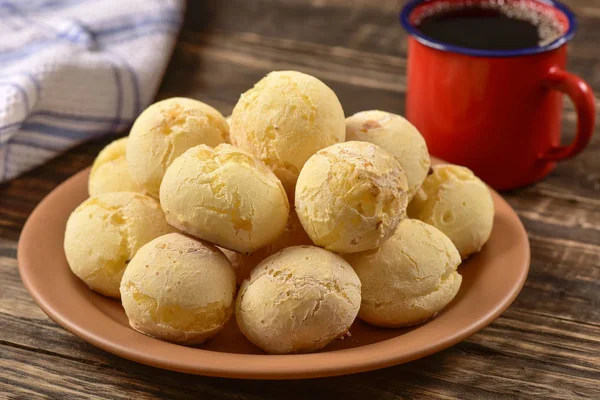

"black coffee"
[415,3,563,51]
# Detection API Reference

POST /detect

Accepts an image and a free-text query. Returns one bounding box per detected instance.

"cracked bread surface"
[236,245,361,354]
[408,164,494,259]
[127,97,229,197]
[345,110,430,199]
[64,192,175,298]
[344,219,462,327]
[160,144,289,253]
[89,138,144,196]
[120,233,236,345]
[229,71,345,196]
[295,141,409,253]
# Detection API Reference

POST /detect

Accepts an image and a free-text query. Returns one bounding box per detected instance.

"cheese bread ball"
[295,141,409,253]
[127,97,229,197]
[88,137,144,196]
[120,233,236,345]
[229,71,345,195]
[236,246,361,354]
[64,192,174,298]
[221,211,313,285]
[345,219,462,327]
[407,164,494,259]
[160,144,289,253]
[345,110,430,199]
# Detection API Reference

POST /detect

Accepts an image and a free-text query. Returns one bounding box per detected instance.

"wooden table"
[2,0,599,398]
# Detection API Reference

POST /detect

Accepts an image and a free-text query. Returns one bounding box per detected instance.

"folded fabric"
[0,0,185,182]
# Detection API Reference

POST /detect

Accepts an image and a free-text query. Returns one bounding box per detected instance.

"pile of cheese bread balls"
[64,70,494,354]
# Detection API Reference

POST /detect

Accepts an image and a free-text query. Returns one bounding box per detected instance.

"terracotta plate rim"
[18,166,530,380]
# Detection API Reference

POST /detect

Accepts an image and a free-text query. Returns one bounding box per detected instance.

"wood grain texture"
[1,0,600,398]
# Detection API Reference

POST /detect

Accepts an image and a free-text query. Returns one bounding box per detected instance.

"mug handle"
[538,67,596,162]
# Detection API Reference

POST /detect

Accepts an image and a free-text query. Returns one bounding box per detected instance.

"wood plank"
[160,34,405,117]
[0,344,244,400]
[0,339,489,399]
[169,30,600,118]
[2,307,600,399]
[513,235,600,325]
[189,0,410,56]
[511,195,600,246]
[184,0,600,64]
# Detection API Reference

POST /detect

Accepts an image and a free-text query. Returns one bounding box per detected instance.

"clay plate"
[18,159,530,379]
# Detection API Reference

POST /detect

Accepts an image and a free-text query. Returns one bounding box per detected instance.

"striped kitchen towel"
[0,0,185,182]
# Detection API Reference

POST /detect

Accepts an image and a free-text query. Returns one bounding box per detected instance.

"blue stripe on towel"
[109,61,123,132]
[33,110,132,124]
[0,121,22,132]
[20,122,103,139]
[95,16,182,37]
[11,134,68,151]
[107,51,140,116]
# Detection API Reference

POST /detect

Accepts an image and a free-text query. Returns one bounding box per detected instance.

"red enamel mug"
[400,0,595,190]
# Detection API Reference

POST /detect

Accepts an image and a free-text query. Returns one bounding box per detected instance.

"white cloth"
[0,0,185,182]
